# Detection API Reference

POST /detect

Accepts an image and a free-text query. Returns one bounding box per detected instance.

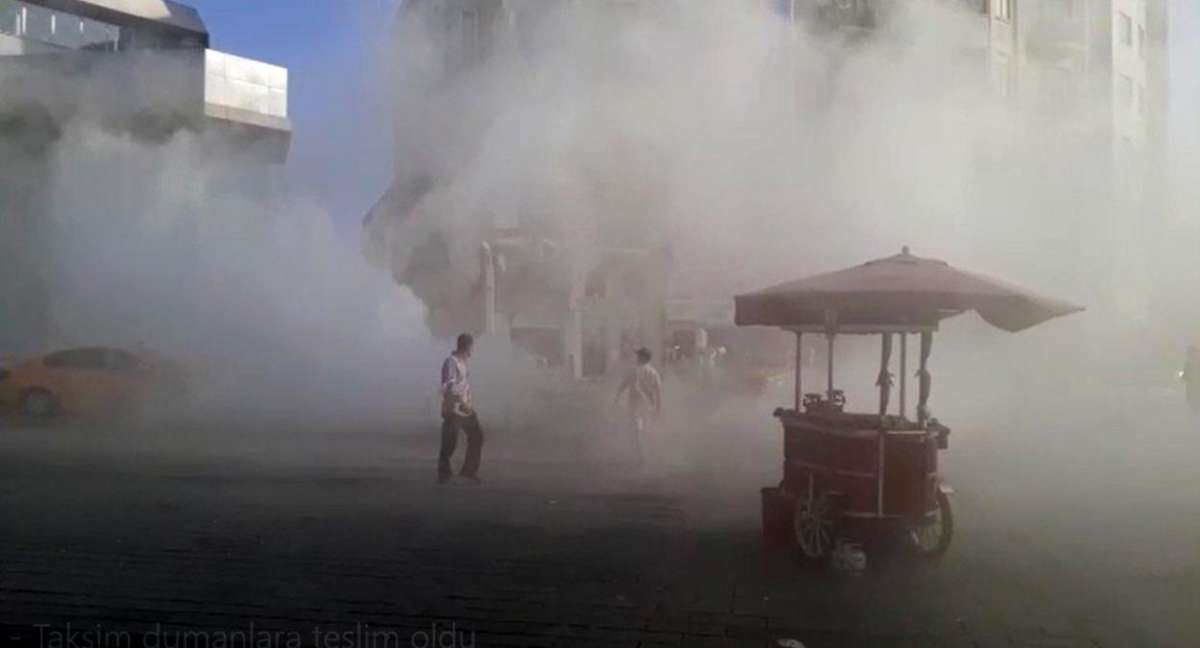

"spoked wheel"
[793,492,837,563]
[910,489,954,559]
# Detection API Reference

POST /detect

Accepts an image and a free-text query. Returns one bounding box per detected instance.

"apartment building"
[989,0,1168,154]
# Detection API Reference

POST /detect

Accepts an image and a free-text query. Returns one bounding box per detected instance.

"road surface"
[0,385,1196,647]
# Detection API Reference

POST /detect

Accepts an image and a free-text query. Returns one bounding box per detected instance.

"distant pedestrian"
[439,334,483,484]
[1184,346,1200,416]
[614,347,662,465]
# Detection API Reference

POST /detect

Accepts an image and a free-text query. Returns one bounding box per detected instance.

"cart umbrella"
[734,248,1083,332]
[735,248,1083,421]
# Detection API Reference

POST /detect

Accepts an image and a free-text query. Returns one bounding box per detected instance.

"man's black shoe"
[459,475,481,485]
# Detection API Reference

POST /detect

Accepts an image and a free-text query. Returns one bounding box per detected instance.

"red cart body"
[779,411,940,522]
[762,408,953,560]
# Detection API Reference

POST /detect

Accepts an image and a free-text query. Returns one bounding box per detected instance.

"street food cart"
[736,248,1083,562]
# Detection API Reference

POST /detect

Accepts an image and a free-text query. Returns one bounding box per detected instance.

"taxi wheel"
[20,388,58,419]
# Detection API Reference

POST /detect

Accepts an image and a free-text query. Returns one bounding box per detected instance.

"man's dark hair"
[456,333,474,352]
[636,347,652,363]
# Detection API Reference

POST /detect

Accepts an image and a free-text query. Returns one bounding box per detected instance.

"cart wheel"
[910,489,953,559]
[793,493,836,563]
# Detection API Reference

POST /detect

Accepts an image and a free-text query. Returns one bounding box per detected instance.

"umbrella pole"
[826,333,835,401]
[900,334,908,419]
[794,332,803,412]
[918,332,933,427]
[878,333,893,417]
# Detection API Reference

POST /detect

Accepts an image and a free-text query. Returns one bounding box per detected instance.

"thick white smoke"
[6,0,1198,462]
[30,125,440,423]
[384,1,1179,318]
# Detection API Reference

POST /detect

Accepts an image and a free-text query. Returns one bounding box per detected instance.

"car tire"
[20,388,58,419]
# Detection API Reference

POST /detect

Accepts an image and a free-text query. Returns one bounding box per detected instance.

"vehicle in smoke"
[0,346,191,419]
[665,300,797,402]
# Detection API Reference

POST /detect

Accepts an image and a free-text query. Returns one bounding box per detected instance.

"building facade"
[988,0,1168,153]
[776,0,987,30]
[786,0,1172,323]
[988,0,1173,323]
[0,0,291,353]
[364,0,671,380]
[0,0,290,157]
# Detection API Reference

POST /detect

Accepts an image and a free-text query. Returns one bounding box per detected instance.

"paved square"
[0,413,1195,648]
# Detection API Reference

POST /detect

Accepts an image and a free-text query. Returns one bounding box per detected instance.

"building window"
[1118,74,1133,108]
[1050,0,1074,19]
[21,2,52,42]
[52,12,80,48]
[1119,13,1132,47]
[992,53,1012,98]
[457,9,487,68]
[994,0,1012,22]
[0,0,119,50]
[1138,25,1146,58]
[1120,136,1134,156]
[0,0,19,36]
[78,15,119,51]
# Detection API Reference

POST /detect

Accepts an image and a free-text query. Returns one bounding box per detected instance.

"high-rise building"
[988,0,1175,323]
[988,0,1176,326]
[775,0,988,31]
[988,0,1169,155]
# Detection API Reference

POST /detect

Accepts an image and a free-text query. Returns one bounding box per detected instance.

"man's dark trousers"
[439,412,483,479]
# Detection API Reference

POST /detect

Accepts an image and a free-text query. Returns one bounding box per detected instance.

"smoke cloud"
[3,1,1197,471]
[378,1,1199,407]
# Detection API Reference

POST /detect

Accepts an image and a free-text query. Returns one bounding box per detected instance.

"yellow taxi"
[0,347,190,419]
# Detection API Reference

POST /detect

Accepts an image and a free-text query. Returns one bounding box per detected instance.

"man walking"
[614,347,662,465]
[439,333,483,484]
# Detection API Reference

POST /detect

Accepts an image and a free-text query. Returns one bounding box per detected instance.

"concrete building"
[0,0,290,157]
[987,0,1174,323]
[782,1,1172,323]
[988,0,1168,154]
[0,0,291,352]
[777,0,988,31]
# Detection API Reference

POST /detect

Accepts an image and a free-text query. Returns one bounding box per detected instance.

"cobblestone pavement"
[0,417,1195,648]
